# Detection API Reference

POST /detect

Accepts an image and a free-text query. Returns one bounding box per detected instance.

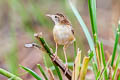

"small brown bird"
[46,13,75,71]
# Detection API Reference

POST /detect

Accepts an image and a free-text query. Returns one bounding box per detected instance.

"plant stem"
[111,27,120,67]
[101,42,108,80]
[0,68,22,80]
[74,40,77,58]
[88,0,98,43]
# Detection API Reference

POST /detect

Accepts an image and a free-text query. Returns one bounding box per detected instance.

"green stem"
[37,64,48,80]
[88,0,98,43]
[112,53,120,80]
[111,28,120,67]
[74,40,77,58]
[0,68,22,80]
[101,42,108,80]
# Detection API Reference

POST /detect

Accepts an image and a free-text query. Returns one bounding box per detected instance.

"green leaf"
[100,42,108,80]
[43,56,48,68]
[20,65,42,80]
[74,40,77,58]
[54,64,62,80]
[88,51,94,61]
[88,0,98,43]
[111,25,120,67]
[39,37,52,55]
[37,64,48,80]
[112,53,120,80]
[97,56,112,80]
[0,68,22,80]
[118,75,120,80]
[92,62,98,79]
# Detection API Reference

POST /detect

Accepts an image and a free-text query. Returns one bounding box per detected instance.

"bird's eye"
[55,16,57,18]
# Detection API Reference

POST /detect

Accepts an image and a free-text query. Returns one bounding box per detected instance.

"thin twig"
[25,43,41,49]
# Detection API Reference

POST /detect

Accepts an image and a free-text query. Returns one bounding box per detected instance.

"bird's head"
[46,13,71,25]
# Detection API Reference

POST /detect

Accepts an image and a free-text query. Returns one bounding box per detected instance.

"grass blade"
[100,42,108,80]
[72,49,81,80]
[95,41,101,70]
[43,56,48,68]
[97,56,112,80]
[118,75,120,80]
[100,42,106,66]
[37,64,48,80]
[0,68,22,80]
[20,65,42,80]
[74,40,77,58]
[53,64,62,80]
[79,56,90,80]
[112,53,120,80]
[88,0,98,43]
[68,0,97,65]
[88,51,94,61]
[92,62,98,79]
[111,24,120,67]
[47,68,55,80]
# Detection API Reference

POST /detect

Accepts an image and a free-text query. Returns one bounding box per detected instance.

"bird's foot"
[53,53,58,61]
[64,63,68,75]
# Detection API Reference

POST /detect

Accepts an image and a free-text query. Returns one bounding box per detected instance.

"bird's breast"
[53,25,75,45]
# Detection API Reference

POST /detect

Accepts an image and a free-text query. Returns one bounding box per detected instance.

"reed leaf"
[74,40,77,58]
[53,64,62,80]
[88,0,98,43]
[37,64,48,80]
[111,24,120,67]
[100,42,108,80]
[20,65,42,80]
[112,53,120,80]
[0,68,22,80]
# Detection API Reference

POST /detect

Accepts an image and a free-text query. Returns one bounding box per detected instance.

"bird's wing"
[71,29,74,35]
[69,25,74,35]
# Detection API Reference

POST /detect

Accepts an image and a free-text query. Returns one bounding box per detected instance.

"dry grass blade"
[108,67,112,80]
[115,68,120,80]
[47,68,55,80]
[72,48,81,80]
[95,45,100,70]
[79,56,90,80]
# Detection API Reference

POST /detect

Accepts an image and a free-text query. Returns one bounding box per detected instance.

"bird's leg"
[63,45,68,74]
[53,43,58,61]
[55,43,58,55]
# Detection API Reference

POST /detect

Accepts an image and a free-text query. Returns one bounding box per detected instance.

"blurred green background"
[0,0,119,80]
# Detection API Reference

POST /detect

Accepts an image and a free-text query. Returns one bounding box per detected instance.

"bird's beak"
[46,14,52,18]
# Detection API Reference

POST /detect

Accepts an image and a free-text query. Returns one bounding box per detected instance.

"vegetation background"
[0,0,120,80]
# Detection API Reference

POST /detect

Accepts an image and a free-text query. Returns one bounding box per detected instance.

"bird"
[46,13,75,73]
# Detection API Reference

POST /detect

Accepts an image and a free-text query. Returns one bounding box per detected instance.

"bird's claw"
[64,63,68,75]
[53,53,58,61]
